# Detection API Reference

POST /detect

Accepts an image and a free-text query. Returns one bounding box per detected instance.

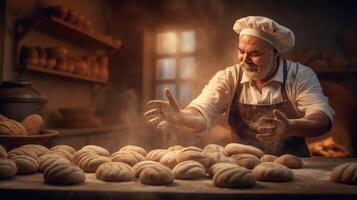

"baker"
[144,16,334,157]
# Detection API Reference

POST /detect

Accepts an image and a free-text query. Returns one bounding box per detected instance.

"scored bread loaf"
[38,155,71,172]
[133,160,161,177]
[73,149,98,165]
[78,154,110,173]
[0,158,18,179]
[224,143,265,158]
[205,152,232,167]
[110,150,145,166]
[0,119,27,135]
[120,145,147,157]
[252,162,293,182]
[172,160,207,180]
[21,144,49,157]
[50,145,76,154]
[330,162,357,185]
[81,145,110,157]
[11,155,39,174]
[146,149,169,162]
[8,147,38,160]
[21,114,44,135]
[230,153,261,169]
[208,162,238,177]
[0,145,7,158]
[260,154,278,162]
[167,145,184,151]
[274,154,303,169]
[159,150,180,169]
[50,149,74,162]
[203,144,228,156]
[139,164,174,185]
[213,165,256,188]
[176,150,210,168]
[43,163,85,185]
[95,162,134,182]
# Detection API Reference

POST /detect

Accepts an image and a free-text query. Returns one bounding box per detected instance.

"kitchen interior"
[0,0,356,199]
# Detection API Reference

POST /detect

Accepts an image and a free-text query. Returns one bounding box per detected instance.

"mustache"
[241,63,257,69]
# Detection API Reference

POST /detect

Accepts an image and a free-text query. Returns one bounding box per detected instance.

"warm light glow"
[156,58,176,79]
[157,32,177,54]
[180,31,195,53]
[179,57,195,79]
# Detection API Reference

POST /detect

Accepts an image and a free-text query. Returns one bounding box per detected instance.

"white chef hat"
[233,16,295,53]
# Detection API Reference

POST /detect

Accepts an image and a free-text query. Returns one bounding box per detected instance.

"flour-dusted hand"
[256,109,291,142]
[144,88,206,132]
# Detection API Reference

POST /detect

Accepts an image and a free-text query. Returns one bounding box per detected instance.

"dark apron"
[228,59,311,157]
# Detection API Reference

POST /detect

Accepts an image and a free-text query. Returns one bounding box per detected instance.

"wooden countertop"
[1,158,357,200]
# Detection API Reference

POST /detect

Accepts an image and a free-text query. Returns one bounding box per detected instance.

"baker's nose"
[242,53,252,64]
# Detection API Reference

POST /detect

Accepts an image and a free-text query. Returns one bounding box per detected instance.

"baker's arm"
[288,110,331,137]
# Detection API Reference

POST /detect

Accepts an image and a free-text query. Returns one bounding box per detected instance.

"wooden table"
[0,158,356,200]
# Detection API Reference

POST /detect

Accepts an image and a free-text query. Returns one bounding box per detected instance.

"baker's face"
[238,35,277,81]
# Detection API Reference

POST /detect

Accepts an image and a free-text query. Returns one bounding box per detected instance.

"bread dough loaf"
[146,149,169,162]
[208,162,237,177]
[159,150,179,169]
[205,152,232,167]
[38,154,71,172]
[0,145,7,158]
[274,154,303,169]
[95,162,134,182]
[230,153,260,169]
[203,144,227,156]
[0,158,17,179]
[73,149,97,165]
[11,155,39,174]
[0,119,27,135]
[252,162,293,182]
[167,145,184,151]
[43,163,85,185]
[50,145,76,154]
[21,144,49,157]
[78,154,110,173]
[81,145,110,157]
[21,114,44,135]
[8,147,38,159]
[225,143,265,158]
[213,165,256,188]
[330,162,357,185]
[176,150,210,168]
[50,149,74,162]
[139,164,174,185]
[133,160,161,177]
[120,145,147,156]
[260,154,278,162]
[110,150,145,166]
[172,160,207,180]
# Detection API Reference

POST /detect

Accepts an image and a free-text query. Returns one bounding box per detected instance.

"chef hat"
[233,16,295,53]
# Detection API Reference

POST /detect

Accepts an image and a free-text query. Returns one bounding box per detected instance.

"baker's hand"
[256,109,291,142]
[144,88,182,130]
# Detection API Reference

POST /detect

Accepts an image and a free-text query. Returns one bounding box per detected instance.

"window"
[154,30,196,106]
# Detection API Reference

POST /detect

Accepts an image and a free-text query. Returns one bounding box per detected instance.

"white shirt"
[188,58,334,130]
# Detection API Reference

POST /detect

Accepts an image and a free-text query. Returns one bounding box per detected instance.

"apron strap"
[281,59,289,101]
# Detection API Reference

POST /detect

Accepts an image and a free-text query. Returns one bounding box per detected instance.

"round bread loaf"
[159,150,179,169]
[224,143,265,158]
[21,114,44,135]
[11,155,39,174]
[167,145,184,151]
[78,154,110,173]
[146,149,169,162]
[50,149,74,162]
[176,150,210,168]
[81,145,110,157]
[252,162,293,182]
[0,145,7,158]
[208,162,238,177]
[73,149,97,165]
[133,160,160,177]
[260,154,278,162]
[21,144,49,157]
[179,146,203,153]
[110,150,145,166]
[0,158,17,179]
[0,119,27,135]
[0,114,8,121]
[43,163,85,185]
[213,165,256,188]
[120,145,147,156]
[172,160,207,180]
[205,152,232,167]
[230,153,260,169]
[274,154,303,169]
[139,164,174,185]
[330,162,357,185]
[95,162,134,182]
[203,144,227,156]
[50,145,76,154]
[38,155,71,172]
[8,147,38,159]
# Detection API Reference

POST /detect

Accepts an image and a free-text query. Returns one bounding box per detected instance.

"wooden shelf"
[30,17,120,50]
[26,65,107,84]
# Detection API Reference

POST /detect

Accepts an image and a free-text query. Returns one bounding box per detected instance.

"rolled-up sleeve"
[188,67,237,130]
[295,67,335,121]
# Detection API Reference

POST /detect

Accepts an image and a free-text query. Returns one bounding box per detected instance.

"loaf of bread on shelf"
[21,144,49,157]
[203,144,228,156]
[213,165,256,188]
[159,150,180,169]
[146,149,169,162]
[224,143,265,158]
[8,147,38,160]
[205,152,232,167]
[176,149,210,168]
[95,161,134,182]
[0,145,7,158]
[208,162,238,177]
[0,119,28,135]
[139,163,174,185]
[80,145,110,157]
[43,162,85,185]
[260,154,278,162]
[172,160,207,180]
[21,114,44,135]
[50,145,76,155]
[0,158,18,179]
[78,153,110,173]
[110,150,145,166]
[11,155,39,174]
[252,162,294,182]
[330,162,357,185]
[167,145,184,151]
[132,160,160,177]
[38,154,71,172]
[230,153,261,169]
[119,145,147,157]
[274,154,303,169]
